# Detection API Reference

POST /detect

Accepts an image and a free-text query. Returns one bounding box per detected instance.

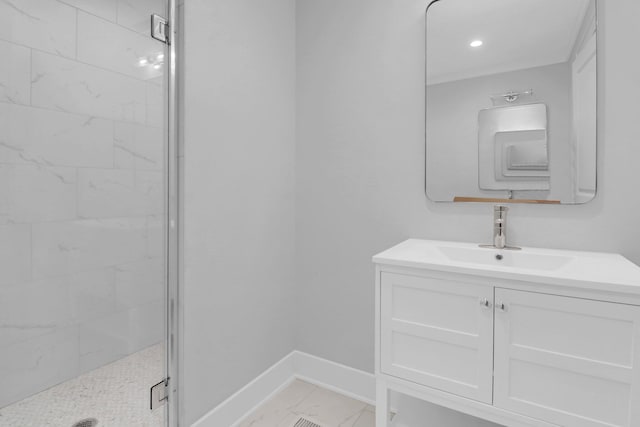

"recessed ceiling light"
[470,40,483,48]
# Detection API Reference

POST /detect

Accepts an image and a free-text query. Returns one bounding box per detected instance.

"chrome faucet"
[493,205,508,249]
[480,205,520,250]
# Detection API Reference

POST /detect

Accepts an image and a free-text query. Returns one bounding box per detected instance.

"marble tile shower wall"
[0,0,166,407]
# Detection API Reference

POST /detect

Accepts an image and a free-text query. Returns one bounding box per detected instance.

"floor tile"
[239,380,317,427]
[240,381,372,427]
[353,409,375,427]
[275,413,304,427]
[292,387,368,427]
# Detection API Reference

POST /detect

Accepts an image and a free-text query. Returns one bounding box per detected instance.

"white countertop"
[373,239,640,295]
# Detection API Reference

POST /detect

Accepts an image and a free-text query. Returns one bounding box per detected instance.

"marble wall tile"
[31,51,147,123]
[148,76,164,87]
[136,170,164,211]
[0,164,76,224]
[0,224,31,287]
[114,121,164,171]
[67,268,117,324]
[0,0,76,58]
[0,326,79,408]
[0,0,167,403]
[60,0,117,22]
[0,269,116,349]
[77,11,165,81]
[146,81,164,127]
[145,215,164,258]
[0,327,49,352]
[128,300,164,352]
[117,0,165,33]
[0,104,114,168]
[114,258,164,310]
[79,311,130,373]
[0,40,30,104]
[78,300,163,373]
[31,218,147,279]
[77,169,163,218]
[0,279,73,345]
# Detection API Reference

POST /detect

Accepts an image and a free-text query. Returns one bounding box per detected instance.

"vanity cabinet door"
[494,289,640,427]
[380,272,494,404]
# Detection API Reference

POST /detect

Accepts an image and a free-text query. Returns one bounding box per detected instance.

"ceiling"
[426,0,592,85]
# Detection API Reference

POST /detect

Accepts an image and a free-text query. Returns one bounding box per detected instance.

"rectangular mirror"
[426,0,597,204]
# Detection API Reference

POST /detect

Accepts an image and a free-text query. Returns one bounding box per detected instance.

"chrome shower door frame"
[165,0,181,425]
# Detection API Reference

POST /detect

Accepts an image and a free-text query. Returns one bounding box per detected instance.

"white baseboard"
[192,351,376,427]
[192,352,295,427]
[292,351,376,405]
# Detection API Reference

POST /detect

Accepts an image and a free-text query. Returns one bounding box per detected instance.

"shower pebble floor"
[0,344,165,427]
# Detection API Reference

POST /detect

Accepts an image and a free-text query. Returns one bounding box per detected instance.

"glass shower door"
[0,0,173,425]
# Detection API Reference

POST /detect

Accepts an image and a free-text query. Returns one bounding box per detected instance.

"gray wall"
[182,0,640,425]
[182,0,296,424]
[296,0,640,384]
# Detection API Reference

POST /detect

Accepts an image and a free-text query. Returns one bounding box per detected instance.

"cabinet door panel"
[380,272,494,403]
[494,289,640,427]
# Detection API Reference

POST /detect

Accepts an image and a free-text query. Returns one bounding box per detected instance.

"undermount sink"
[437,245,574,271]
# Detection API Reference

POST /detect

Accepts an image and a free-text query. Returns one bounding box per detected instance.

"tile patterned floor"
[238,380,375,427]
[0,344,165,427]
[0,351,371,427]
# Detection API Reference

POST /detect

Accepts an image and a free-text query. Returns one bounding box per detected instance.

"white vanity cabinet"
[380,272,494,404]
[493,289,640,427]
[373,240,640,427]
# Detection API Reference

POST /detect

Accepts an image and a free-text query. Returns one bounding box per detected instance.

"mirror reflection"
[426,0,597,204]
